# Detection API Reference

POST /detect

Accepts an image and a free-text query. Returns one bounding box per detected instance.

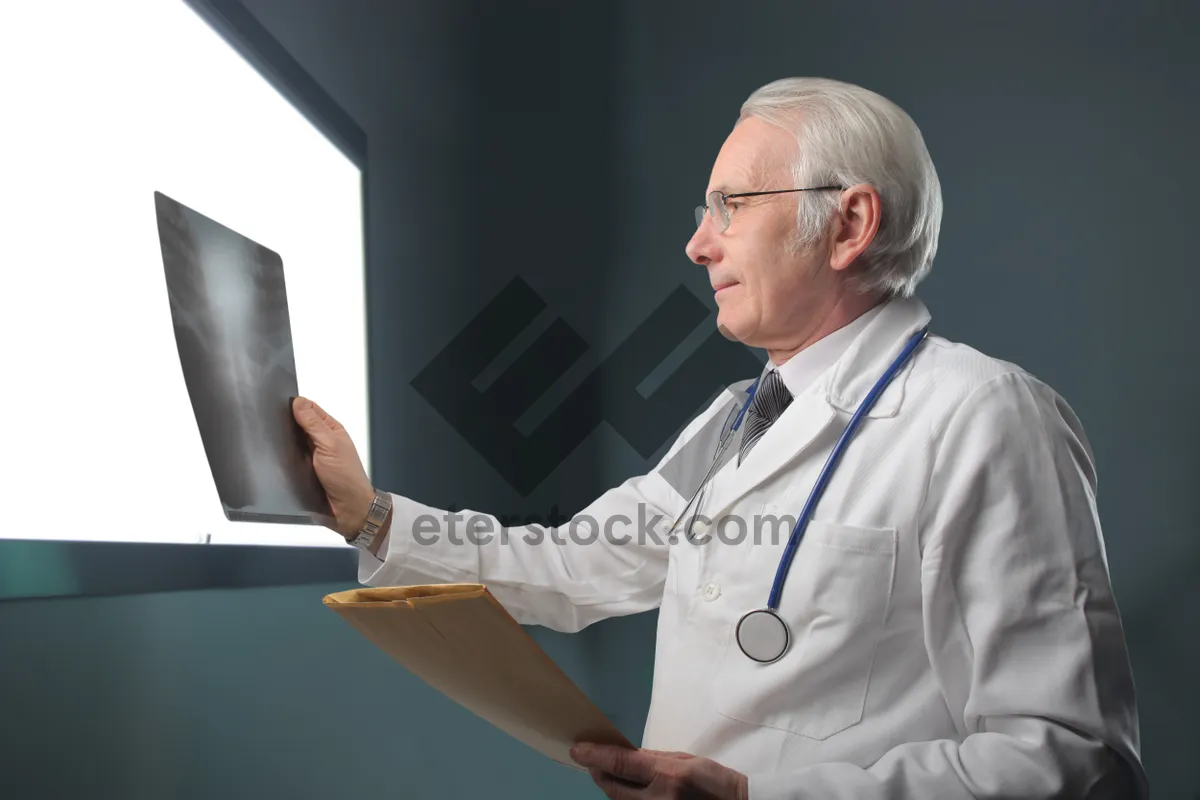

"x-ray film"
[153,191,333,526]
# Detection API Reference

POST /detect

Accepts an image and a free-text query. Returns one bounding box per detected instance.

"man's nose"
[686,219,715,265]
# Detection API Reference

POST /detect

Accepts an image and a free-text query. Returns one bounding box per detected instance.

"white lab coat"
[360,295,1148,799]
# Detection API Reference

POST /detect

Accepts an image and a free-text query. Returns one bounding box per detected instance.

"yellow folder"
[323,584,634,770]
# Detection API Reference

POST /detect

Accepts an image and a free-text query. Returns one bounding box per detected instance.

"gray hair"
[739,77,942,298]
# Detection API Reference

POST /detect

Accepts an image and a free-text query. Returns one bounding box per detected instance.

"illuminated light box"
[0,0,367,548]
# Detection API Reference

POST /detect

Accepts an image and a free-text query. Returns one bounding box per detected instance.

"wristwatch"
[347,489,392,552]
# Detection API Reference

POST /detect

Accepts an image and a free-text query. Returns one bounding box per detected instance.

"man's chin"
[716,316,748,343]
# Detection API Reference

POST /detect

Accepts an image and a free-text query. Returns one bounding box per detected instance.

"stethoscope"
[667,325,930,664]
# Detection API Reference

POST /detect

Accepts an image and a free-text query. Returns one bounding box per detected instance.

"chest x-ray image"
[153,191,332,526]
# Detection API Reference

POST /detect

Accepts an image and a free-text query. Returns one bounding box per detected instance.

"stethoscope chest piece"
[736,608,790,664]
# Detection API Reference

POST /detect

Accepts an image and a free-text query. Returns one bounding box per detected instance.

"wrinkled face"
[686,117,840,351]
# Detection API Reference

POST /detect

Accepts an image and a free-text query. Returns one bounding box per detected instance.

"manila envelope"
[323,584,634,770]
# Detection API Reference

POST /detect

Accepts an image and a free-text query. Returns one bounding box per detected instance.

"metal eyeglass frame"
[695,186,844,232]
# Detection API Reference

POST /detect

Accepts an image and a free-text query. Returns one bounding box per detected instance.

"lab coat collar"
[699,295,931,520]
[822,294,932,419]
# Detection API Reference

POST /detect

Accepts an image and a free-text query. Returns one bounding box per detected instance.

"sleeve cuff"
[356,493,482,587]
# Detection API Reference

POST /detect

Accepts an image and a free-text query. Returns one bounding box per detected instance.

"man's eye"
[727,201,743,211]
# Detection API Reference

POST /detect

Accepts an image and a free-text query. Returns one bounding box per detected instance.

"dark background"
[2,0,1197,797]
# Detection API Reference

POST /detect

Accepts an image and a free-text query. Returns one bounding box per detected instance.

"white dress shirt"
[359,295,1147,799]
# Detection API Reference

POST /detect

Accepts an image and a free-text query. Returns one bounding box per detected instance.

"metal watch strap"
[348,490,392,551]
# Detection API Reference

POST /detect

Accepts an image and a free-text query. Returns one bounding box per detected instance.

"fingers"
[292,397,345,438]
[641,749,694,760]
[309,399,345,432]
[571,744,656,785]
[575,745,741,800]
[291,398,328,445]
[587,770,645,800]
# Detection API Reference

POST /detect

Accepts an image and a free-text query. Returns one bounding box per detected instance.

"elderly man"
[293,77,1147,799]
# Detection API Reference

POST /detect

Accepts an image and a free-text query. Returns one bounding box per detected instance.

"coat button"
[701,581,721,601]
[691,518,710,537]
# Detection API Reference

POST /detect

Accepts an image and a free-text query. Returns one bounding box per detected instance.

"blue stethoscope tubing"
[727,324,930,663]
[766,324,929,611]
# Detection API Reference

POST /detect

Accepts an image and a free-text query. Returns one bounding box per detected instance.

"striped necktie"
[738,369,793,466]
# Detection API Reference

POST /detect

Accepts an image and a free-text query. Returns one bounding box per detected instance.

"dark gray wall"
[2,0,1197,797]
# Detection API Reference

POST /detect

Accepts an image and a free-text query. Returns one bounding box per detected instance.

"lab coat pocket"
[714,517,897,741]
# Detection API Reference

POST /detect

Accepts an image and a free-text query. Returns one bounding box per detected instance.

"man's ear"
[829,184,881,272]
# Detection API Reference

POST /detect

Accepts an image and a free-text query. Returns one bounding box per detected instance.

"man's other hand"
[292,396,375,538]
[571,744,749,800]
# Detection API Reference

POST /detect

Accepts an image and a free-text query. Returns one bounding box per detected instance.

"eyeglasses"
[695,186,844,232]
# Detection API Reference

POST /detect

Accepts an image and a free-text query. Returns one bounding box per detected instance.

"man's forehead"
[708,118,794,192]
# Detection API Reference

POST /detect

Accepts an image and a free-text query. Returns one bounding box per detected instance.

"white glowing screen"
[0,0,367,547]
